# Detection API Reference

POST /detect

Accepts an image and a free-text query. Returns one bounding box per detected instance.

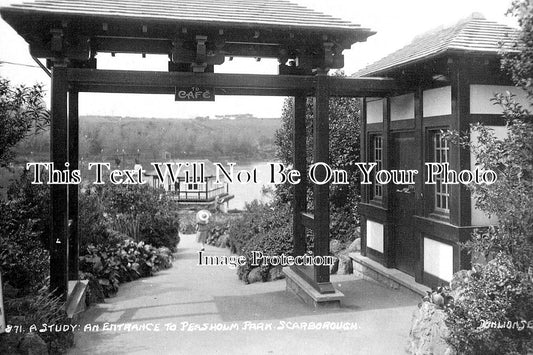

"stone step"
[349,252,430,298]
[65,280,89,321]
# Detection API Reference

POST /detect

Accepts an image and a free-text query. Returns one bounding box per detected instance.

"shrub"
[178,211,197,234]
[442,91,533,352]
[5,168,50,248]
[228,201,293,283]
[0,171,50,295]
[445,255,533,354]
[101,184,180,251]
[138,208,180,250]
[0,220,49,294]
[330,204,359,243]
[3,288,73,354]
[228,200,265,254]
[79,239,173,298]
[239,221,292,283]
[205,213,240,247]
[79,185,111,250]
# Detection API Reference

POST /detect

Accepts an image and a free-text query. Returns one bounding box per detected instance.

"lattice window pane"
[433,132,450,213]
[373,135,383,198]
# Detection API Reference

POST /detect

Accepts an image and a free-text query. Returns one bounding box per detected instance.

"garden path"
[69,234,419,355]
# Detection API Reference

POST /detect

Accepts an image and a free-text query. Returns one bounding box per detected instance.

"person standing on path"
[196,210,211,251]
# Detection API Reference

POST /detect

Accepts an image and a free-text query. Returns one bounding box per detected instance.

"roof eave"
[358,47,513,78]
[0,6,375,45]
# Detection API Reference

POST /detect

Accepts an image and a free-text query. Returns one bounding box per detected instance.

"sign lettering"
[175,87,215,101]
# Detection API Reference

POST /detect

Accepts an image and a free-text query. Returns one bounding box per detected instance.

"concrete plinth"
[283,267,344,308]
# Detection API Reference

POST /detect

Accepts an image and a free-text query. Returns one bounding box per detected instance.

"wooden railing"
[173,185,227,201]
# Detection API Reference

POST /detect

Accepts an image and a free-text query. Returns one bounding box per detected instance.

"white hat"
[196,210,212,224]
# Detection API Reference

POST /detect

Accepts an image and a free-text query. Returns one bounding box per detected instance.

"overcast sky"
[0,0,517,119]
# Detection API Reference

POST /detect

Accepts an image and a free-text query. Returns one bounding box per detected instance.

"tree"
[0,79,49,166]
[274,71,361,241]
[503,0,533,97]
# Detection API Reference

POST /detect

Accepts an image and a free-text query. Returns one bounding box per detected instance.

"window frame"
[370,134,383,201]
[428,130,450,215]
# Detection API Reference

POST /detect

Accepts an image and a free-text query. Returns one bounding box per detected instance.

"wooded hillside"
[14,115,280,163]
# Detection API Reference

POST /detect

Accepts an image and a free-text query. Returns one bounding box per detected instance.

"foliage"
[227,201,293,282]
[205,213,240,248]
[79,239,173,298]
[3,288,73,354]
[445,256,533,354]
[0,170,50,295]
[78,185,119,250]
[5,168,50,247]
[429,6,533,347]
[442,82,533,354]
[502,0,533,97]
[273,71,360,242]
[178,212,198,234]
[228,200,275,254]
[0,79,49,167]
[99,184,180,250]
[138,207,180,250]
[0,218,49,295]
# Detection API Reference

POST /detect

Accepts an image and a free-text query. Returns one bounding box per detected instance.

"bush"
[0,171,50,295]
[2,288,73,354]
[205,213,241,247]
[138,209,180,250]
[0,220,49,295]
[227,202,293,283]
[79,185,112,250]
[445,255,533,354]
[178,212,197,234]
[442,91,533,353]
[101,184,180,251]
[330,204,359,243]
[79,239,173,298]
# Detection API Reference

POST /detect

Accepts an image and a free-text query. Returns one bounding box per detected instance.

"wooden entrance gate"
[1,0,398,303]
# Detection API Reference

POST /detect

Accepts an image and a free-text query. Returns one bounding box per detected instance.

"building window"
[188,183,199,190]
[433,132,450,213]
[372,135,383,199]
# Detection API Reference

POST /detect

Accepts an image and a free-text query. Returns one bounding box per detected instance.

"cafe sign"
[175,86,215,101]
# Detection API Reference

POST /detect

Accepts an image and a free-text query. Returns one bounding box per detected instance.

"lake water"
[225,161,277,210]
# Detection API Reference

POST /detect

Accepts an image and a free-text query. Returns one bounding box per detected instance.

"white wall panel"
[366,219,384,253]
[391,93,414,121]
[423,86,451,117]
[470,85,532,114]
[366,98,383,124]
[424,238,453,282]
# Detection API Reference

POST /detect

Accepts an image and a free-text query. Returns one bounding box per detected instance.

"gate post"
[313,71,334,293]
[50,65,69,299]
[68,89,79,281]
[292,93,307,256]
